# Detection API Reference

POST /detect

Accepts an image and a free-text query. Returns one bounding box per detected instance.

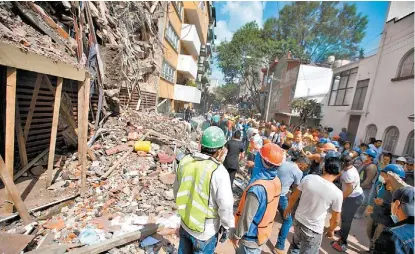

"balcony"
[181,24,201,57]
[204,56,211,69]
[177,54,197,79]
[174,84,201,104]
[184,2,206,44]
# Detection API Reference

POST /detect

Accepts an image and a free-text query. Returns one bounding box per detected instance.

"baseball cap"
[392,186,415,217]
[396,157,407,163]
[406,157,414,165]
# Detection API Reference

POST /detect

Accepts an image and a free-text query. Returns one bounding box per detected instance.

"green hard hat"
[201,126,226,149]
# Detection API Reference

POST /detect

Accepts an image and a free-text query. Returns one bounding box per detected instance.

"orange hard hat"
[263,139,272,145]
[259,143,285,166]
[332,135,340,141]
[323,143,336,151]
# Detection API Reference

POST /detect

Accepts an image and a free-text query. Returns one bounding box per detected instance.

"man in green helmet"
[174,126,235,253]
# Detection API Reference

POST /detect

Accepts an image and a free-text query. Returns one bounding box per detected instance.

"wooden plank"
[80,77,90,197]
[46,77,63,187]
[44,75,78,134]
[23,73,42,140]
[0,41,85,81]
[78,80,85,196]
[14,148,50,181]
[0,156,32,224]
[67,224,163,254]
[3,67,17,214]
[15,104,28,168]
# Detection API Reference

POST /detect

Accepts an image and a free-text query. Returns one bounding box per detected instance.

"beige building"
[158,1,216,113]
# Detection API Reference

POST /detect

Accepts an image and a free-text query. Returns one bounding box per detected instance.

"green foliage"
[215,83,239,102]
[186,80,197,87]
[276,2,368,62]
[359,48,365,59]
[291,98,321,125]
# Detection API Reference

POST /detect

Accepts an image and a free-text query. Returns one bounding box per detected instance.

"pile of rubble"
[3,111,201,253]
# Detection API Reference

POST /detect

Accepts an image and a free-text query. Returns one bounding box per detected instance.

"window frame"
[165,22,179,52]
[351,79,369,110]
[161,59,175,83]
[328,68,358,106]
[364,124,377,143]
[403,130,414,158]
[172,2,183,21]
[396,48,414,79]
[383,126,400,154]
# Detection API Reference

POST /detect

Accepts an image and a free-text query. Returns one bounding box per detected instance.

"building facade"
[158,1,215,113]
[321,4,414,157]
[265,56,332,125]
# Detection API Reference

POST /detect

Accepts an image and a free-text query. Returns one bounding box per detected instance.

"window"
[172,2,183,20]
[364,124,377,143]
[397,49,414,78]
[328,68,357,106]
[383,126,400,153]
[161,60,175,83]
[352,79,369,110]
[403,130,414,158]
[165,22,179,51]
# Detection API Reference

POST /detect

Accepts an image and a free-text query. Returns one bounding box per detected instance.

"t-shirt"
[340,166,363,198]
[277,161,303,196]
[296,174,343,234]
[223,140,244,170]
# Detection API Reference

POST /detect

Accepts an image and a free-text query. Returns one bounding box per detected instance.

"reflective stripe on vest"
[176,155,219,233]
[235,177,281,245]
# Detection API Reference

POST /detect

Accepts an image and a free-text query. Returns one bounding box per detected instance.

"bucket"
[134,141,151,152]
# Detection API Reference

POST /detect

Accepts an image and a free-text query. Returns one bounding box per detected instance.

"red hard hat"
[259,143,284,166]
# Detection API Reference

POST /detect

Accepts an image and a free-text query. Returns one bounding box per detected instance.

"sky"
[211,1,390,85]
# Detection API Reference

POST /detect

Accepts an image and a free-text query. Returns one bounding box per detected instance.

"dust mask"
[378,175,386,184]
[390,202,399,224]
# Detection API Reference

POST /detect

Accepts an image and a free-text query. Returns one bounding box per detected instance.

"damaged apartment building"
[0,1,215,253]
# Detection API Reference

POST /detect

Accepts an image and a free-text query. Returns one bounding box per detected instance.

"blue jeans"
[178,227,218,254]
[236,244,262,254]
[276,195,292,250]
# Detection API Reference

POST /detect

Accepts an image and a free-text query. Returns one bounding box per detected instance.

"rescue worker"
[355,148,378,219]
[303,142,325,175]
[284,156,343,254]
[374,186,414,254]
[405,158,414,186]
[232,143,284,254]
[174,126,234,253]
[366,164,406,253]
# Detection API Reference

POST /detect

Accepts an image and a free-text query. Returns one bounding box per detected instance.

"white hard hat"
[396,157,407,163]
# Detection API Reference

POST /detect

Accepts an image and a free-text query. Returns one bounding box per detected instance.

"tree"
[215,83,239,103]
[359,48,365,59]
[269,2,368,62]
[216,22,303,112]
[291,98,321,125]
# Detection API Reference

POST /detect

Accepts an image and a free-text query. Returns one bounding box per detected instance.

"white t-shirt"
[296,174,343,234]
[340,166,363,198]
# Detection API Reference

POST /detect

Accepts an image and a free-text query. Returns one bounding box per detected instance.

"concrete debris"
[4,111,200,253]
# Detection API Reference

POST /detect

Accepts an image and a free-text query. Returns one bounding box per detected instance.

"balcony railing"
[174,84,201,104]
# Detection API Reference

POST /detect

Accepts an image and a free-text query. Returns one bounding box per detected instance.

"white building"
[321,3,414,157]
[208,78,220,92]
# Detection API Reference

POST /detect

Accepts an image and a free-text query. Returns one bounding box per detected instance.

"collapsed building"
[0,1,208,253]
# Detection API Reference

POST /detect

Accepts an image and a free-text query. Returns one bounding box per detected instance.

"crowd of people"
[173,112,414,254]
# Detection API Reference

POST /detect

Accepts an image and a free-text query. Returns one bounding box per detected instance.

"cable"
[364,27,414,55]
[365,31,413,55]
[381,41,414,57]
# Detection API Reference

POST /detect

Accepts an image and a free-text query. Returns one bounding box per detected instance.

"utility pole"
[265,65,272,122]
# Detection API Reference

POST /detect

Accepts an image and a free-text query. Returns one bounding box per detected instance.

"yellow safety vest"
[176,154,219,233]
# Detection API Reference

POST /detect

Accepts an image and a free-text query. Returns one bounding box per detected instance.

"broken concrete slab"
[0,232,35,254]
